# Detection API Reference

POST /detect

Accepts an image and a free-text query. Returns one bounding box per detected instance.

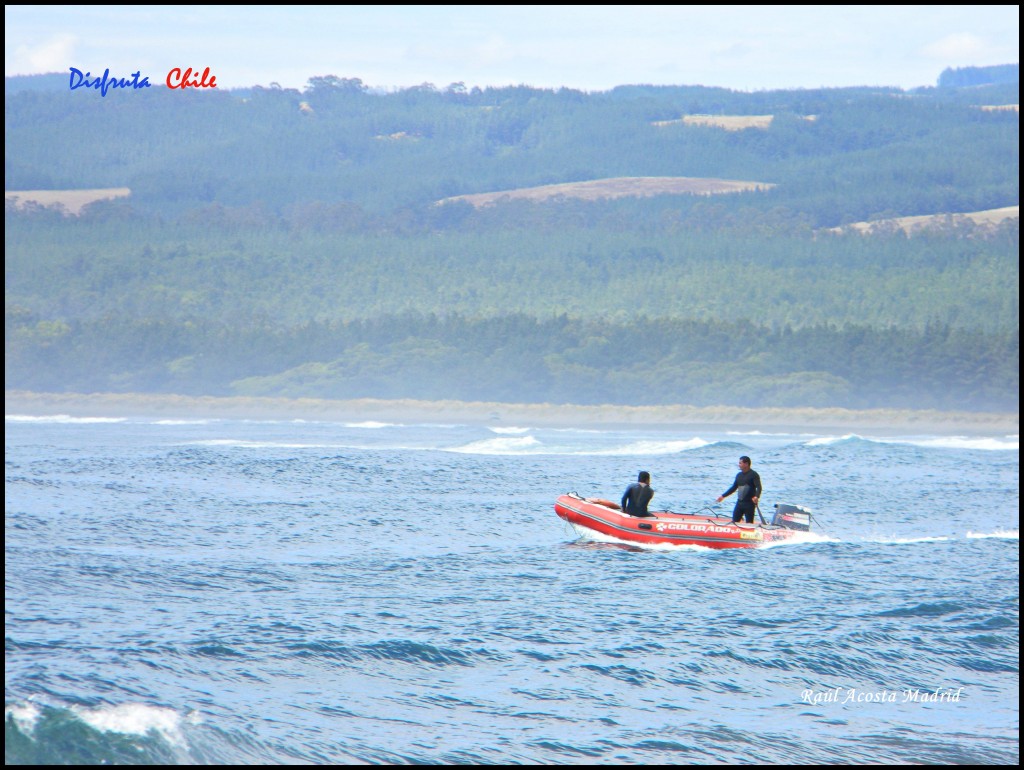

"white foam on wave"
[153,419,216,425]
[446,435,543,454]
[346,420,463,429]
[805,433,1018,451]
[805,433,860,446]
[584,438,711,456]
[188,439,346,449]
[966,529,1019,540]
[7,700,199,748]
[568,525,718,553]
[72,703,193,749]
[759,530,836,549]
[620,539,717,554]
[445,436,711,456]
[727,429,816,438]
[568,521,834,552]
[5,701,42,734]
[5,414,126,424]
[489,426,531,434]
[865,535,954,544]
[900,436,1018,451]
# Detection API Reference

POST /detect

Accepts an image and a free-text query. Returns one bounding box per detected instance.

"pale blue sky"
[5,5,1019,92]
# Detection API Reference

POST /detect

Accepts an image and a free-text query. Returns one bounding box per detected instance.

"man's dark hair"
[739,456,751,465]
[638,471,650,482]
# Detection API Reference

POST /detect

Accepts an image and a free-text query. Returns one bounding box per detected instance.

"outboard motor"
[772,503,812,531]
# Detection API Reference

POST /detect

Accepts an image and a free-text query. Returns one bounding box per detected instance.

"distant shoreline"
[5,391,1018,437]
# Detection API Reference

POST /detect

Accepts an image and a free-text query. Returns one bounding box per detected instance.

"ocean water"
[5,413,1019,764]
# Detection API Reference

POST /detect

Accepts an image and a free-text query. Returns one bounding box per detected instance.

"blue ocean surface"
[5,413,1019,764]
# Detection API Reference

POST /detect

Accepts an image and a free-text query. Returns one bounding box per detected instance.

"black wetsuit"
[621,482,654,517]
[722,469,762,523]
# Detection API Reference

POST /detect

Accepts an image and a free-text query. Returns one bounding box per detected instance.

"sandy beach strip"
[5,390,1018,436]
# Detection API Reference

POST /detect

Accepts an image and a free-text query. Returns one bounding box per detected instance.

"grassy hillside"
[5,187,131,214]
[832,206,1019,235]
[438,176,774,206]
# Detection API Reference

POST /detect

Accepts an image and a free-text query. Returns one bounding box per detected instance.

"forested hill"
[4,72,1020,412]
[5,73,1019,223]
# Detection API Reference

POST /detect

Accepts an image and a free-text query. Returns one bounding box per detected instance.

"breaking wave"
[5,414,127,424]
[585,438,711,455]
[4,701,205,764]
[966,529,1019,540]
[805,433,1017,451]
[445,436,711,456]
[446,435,544,454]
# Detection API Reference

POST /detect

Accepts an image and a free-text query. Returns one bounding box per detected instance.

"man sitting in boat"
[621,471,655,517]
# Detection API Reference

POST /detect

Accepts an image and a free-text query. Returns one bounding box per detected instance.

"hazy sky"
[5,5,1019,92]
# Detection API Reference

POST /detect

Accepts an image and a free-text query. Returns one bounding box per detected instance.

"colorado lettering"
[68,68,151,97]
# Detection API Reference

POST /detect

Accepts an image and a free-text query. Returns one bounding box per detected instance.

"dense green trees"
[5,205,1019,411]
[4,73,1019,411]
[6,75,1019,224]
[5,308,1018,411]
[938,64,1019,89]
[4,208,1018,331]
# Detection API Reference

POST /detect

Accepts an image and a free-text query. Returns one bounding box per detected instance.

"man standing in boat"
[621,471,655,517]
[717,456,762,524]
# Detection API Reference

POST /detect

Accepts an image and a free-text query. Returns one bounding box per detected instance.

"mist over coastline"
[6,391,1017,438]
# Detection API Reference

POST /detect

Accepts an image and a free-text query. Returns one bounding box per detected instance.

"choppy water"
[5,413,1019,764]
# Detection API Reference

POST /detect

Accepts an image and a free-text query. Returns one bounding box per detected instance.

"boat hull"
[554,494,804,549]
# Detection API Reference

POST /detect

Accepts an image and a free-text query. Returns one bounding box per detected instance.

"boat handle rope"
[808,512,830,537]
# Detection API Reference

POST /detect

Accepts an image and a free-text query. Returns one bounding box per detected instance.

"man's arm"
[718,475,739,501]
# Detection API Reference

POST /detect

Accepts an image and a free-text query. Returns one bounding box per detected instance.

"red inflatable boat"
[554,493,813,549]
